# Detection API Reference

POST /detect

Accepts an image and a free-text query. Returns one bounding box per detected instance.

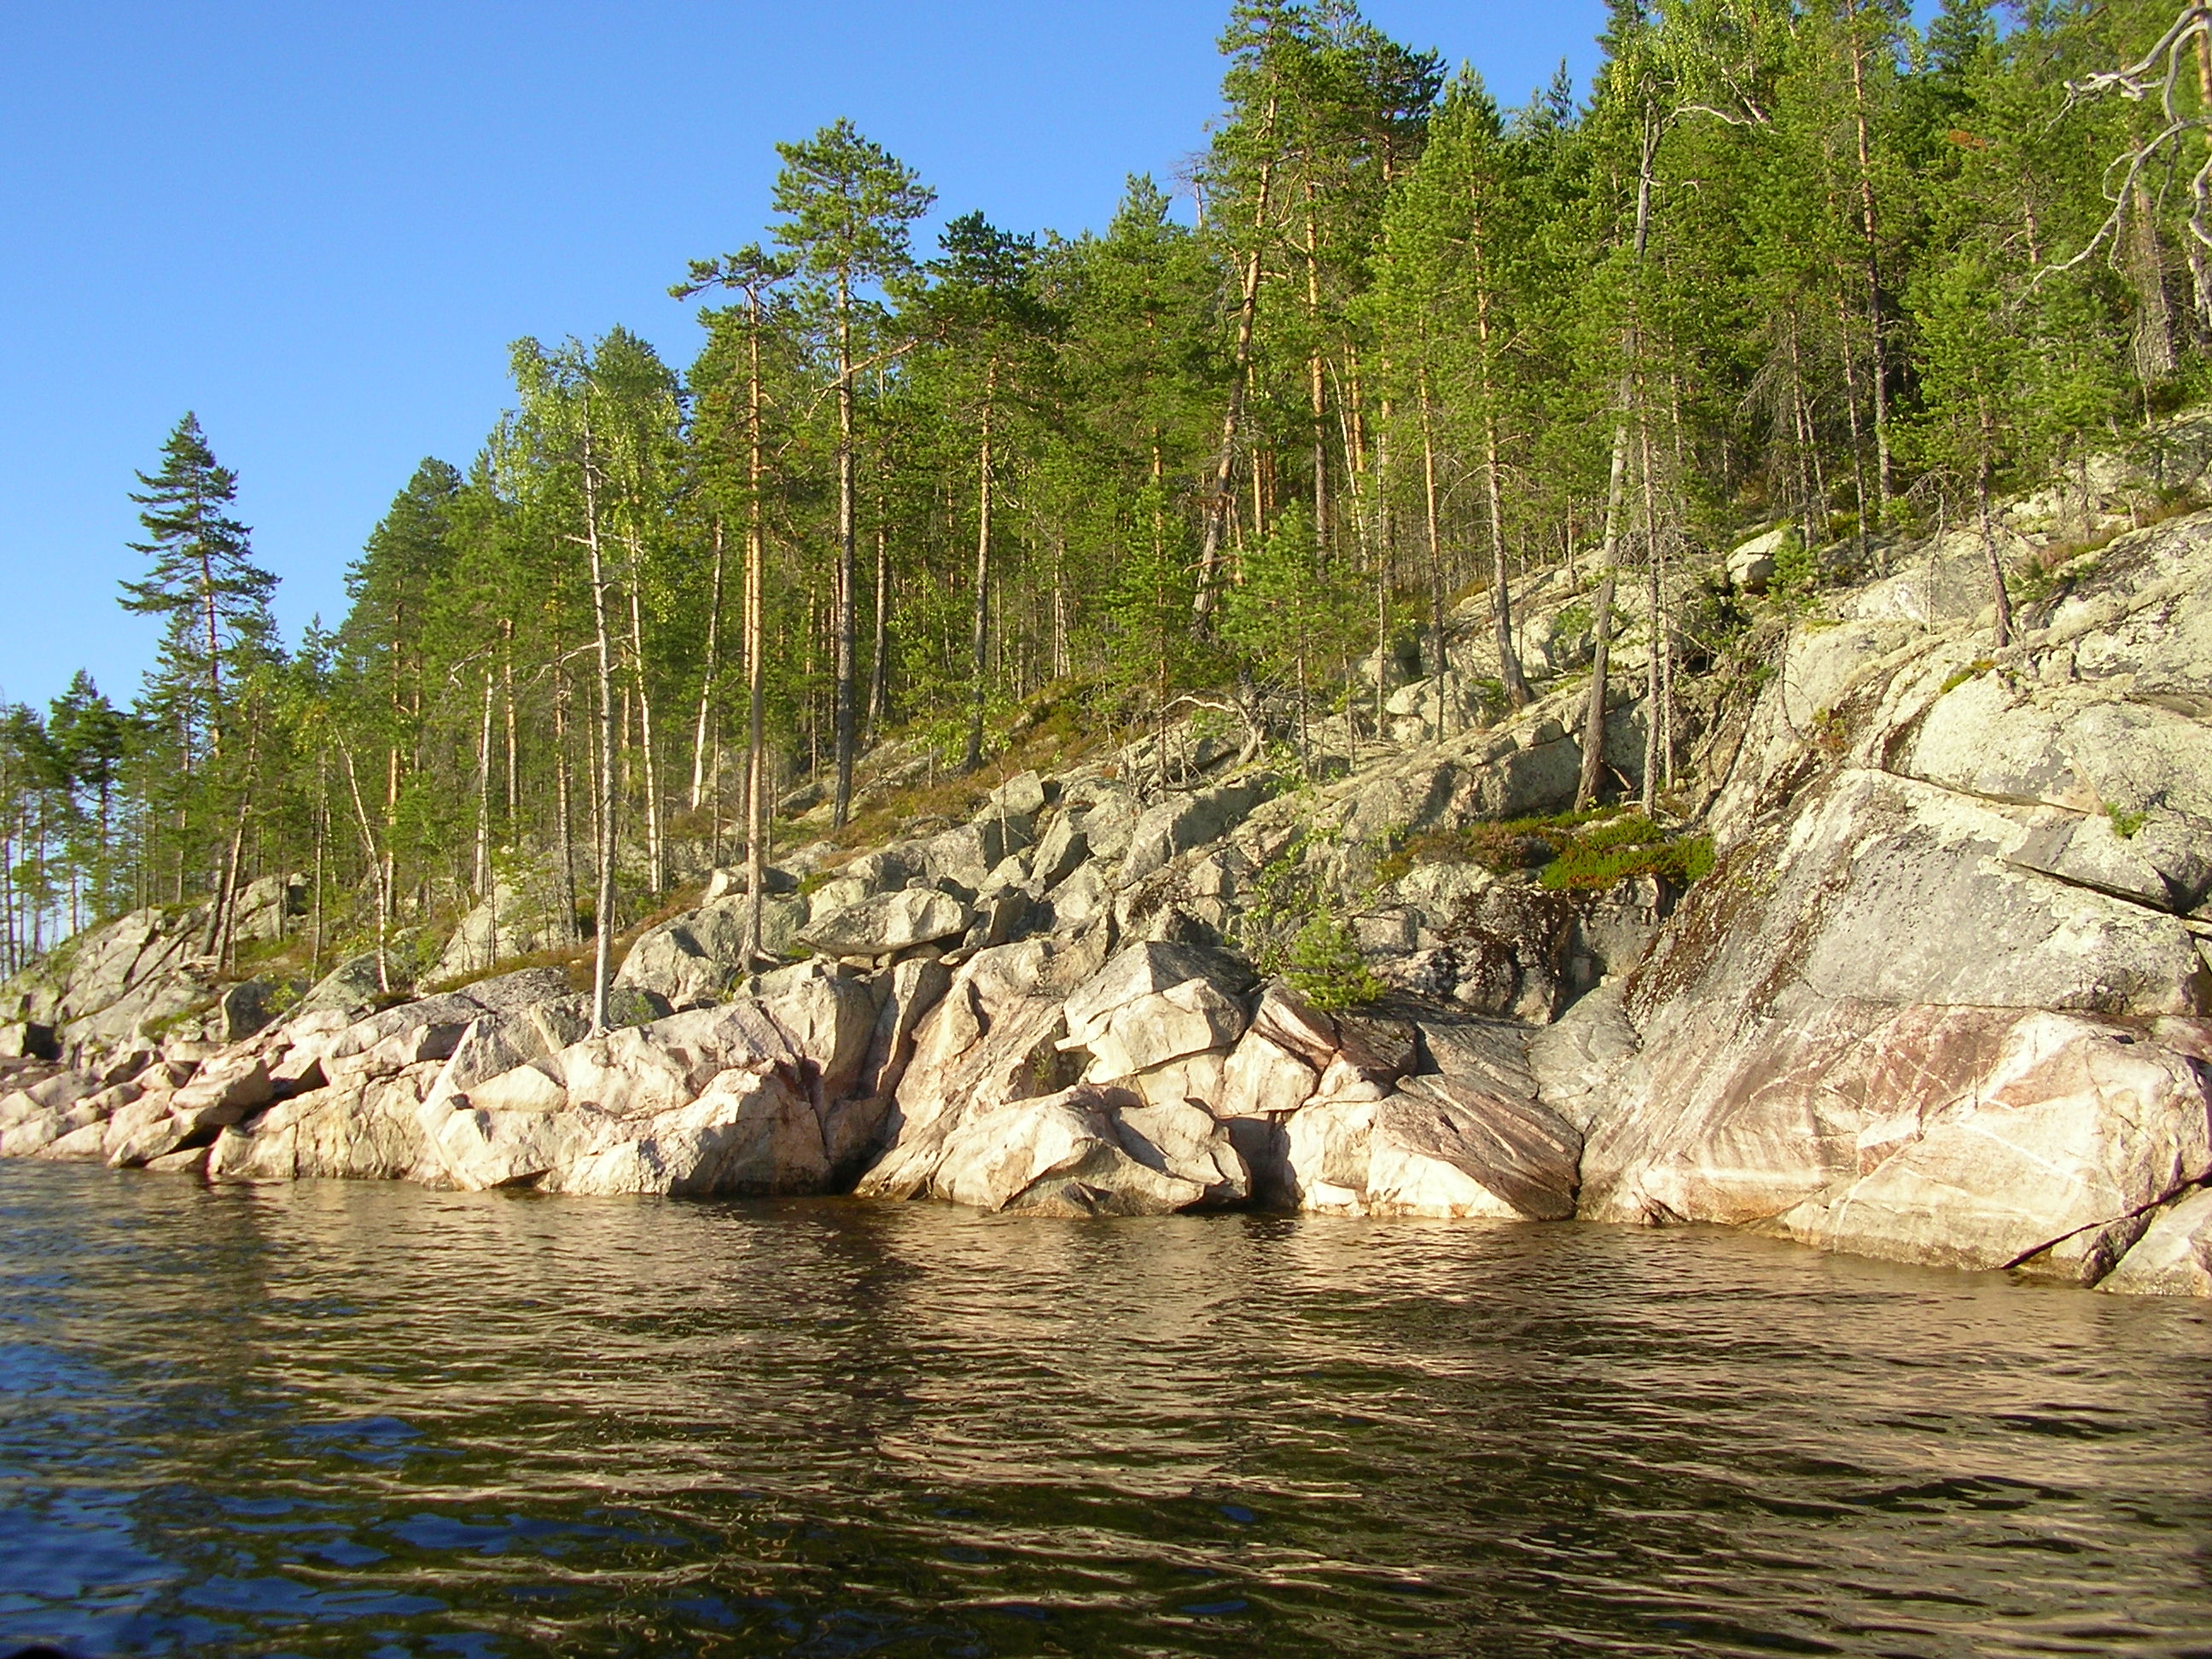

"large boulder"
[293,952,401,1022]
[1080,979,1248,1080]
[2101,1185,2212,1296]
[913,815,1028,893]
[209,1067,441,1183]
[399,972,884,1198]
[1029,811,1091,890]
[1726,525,1790,591]
[1272,1076,1580,1220]
[1256,1010,1580,1220]
[422,1060,829,1198]
[230,873,306,945]
[616,896,806,1009]
[856,933,1112,1201]
[1056,941,1255,1082]
[431,872,572,982]
[798,888,973,958]
[1119,780,1273,885]
[888,1082,1247,1215]
[1065,783,1143,863]
[1580,530,2212,1284]
[1526,981,1642,1133]
[0,902,217,1058]
[1775,1013,2212,1276]
[0,1074,125,1159]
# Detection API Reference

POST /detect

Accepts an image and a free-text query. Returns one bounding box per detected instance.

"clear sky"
[0,1,1611,713]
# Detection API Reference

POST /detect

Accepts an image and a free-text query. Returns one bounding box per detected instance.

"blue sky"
[0,2,1612,713]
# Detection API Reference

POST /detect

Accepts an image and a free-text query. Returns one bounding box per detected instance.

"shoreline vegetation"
[4,0,2206,992]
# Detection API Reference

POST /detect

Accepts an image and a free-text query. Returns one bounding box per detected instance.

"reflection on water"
[2,1164,2209,1656]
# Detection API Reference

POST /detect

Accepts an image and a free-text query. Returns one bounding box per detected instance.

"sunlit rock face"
[1577,522,2212,1292]
[5,508,2212,1295]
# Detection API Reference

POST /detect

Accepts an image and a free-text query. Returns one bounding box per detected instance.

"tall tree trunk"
[1833,281,1872,558]
[1977,400,2014,649]
[582,416,620,1033]
[203,793,247,964]
[1578,108,1658,811]
[200,541,223,760]
[310,754,326,977]
[201,720,259,964]
[1843,0,1892,508]
[502,619,518,824]
[623,543,665,895]
[964,357,998,772]
[1372,379,1393,747]
[553,664,578,946]
[690,517,725,812]
[1575,521,1624,812]
[867,500,891,741]
[1195,130,1275,622]
[474,666,494,905]
[1304,183,1330,554]
[339,742,391,996]
[2128,183,2179,393]
[1463,170,1528,710]
[744,302,771,972]
[1051,533,1068,679]
[1470,225,1530,710]
[1418,367,1447,723]
[1639,419,1663,816]
[832,270,859,827]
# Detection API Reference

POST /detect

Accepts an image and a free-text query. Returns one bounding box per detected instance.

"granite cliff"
[5,496,2208,1297]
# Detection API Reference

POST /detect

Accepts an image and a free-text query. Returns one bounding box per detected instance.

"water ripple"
[0,1167,2209,1656]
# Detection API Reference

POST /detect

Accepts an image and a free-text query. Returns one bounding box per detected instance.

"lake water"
[3,1164,2210,1657]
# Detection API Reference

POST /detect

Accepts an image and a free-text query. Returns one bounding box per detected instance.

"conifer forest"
[3,0,2205,985]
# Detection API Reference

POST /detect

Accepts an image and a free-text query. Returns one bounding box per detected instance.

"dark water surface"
[3,1165,2210,1657]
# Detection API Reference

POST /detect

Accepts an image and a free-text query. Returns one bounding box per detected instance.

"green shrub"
[1770,531,1818,597]
[1284,914,1384,1012]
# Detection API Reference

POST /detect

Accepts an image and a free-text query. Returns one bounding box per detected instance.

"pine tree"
[118,413,277,760]
[771,119,934,826]
[1370,68,1538,719]
[45,672,133,923]
[913,210,1055,770]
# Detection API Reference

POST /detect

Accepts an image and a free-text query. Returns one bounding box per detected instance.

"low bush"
[1284,914,1384,1012]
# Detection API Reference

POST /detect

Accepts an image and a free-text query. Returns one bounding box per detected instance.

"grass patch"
[2104,802,2150,839]
[1939,658,1996,696]
[1377,806,1714,894]
[1376,806,1628,885]
[1540,825,1716,890]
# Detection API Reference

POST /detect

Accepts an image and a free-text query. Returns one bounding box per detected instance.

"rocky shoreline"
[4,505,2209,1298]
